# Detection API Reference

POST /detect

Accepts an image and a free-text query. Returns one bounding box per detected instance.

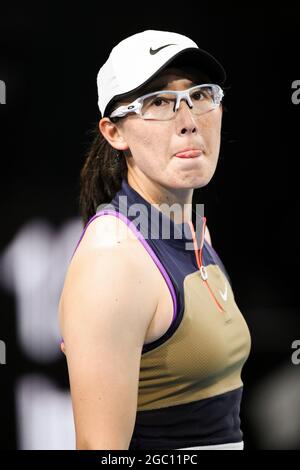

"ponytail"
[79,123,127,226]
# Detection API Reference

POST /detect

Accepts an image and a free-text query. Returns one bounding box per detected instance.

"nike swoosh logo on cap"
[149,44,176,55]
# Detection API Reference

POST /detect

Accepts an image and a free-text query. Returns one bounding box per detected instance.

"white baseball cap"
[97,29,226,117]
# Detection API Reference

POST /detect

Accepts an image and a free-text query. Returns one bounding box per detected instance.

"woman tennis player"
[59,30,251,450]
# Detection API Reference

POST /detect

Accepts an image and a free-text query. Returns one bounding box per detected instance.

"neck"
[127,171,194,224]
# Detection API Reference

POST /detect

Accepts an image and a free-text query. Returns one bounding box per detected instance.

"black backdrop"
[0,5,299,450]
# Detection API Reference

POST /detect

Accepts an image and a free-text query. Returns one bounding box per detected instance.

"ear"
[99,118,129,151]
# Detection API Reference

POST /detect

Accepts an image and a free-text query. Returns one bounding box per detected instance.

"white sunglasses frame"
[109,83,224,120]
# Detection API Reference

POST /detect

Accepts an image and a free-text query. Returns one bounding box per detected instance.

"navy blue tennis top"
[70,175,251,450]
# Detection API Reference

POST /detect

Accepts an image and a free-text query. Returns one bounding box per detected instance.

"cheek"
[125,125,169,164]
[202,114,222,154]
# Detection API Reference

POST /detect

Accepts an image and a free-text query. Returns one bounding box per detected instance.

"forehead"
[129,67,209,99]
[145,68,198,91]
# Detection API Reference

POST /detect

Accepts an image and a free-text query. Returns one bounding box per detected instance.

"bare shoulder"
[59,213,160,346]
[77,213,141,253]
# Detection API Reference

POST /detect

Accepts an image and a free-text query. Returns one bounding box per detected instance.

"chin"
[164,171,215,190]
[184,173,215,189]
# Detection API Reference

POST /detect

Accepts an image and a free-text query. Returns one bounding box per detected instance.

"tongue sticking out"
[175,150,202,158]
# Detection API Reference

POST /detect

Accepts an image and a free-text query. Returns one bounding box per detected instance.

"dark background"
[0,5,299,449]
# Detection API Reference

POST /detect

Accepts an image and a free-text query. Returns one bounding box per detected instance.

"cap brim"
[166,47,226,85]
[104,47,226,117]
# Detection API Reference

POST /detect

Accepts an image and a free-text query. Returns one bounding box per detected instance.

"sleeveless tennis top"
[70,176,251,450]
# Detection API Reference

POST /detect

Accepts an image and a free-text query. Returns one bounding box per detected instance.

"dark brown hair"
[79,123,127,226]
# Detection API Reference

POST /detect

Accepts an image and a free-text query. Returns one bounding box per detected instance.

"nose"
[175,100,197,135]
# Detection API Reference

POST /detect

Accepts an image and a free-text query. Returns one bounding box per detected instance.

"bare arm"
[59,216,158,449]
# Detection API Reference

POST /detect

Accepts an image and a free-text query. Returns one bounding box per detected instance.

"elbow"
[76,437,129,450]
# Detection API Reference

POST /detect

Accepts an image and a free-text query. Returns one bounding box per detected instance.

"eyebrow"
[121,82,169,103]
[142,80,197,95]
[118,80,198,107]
